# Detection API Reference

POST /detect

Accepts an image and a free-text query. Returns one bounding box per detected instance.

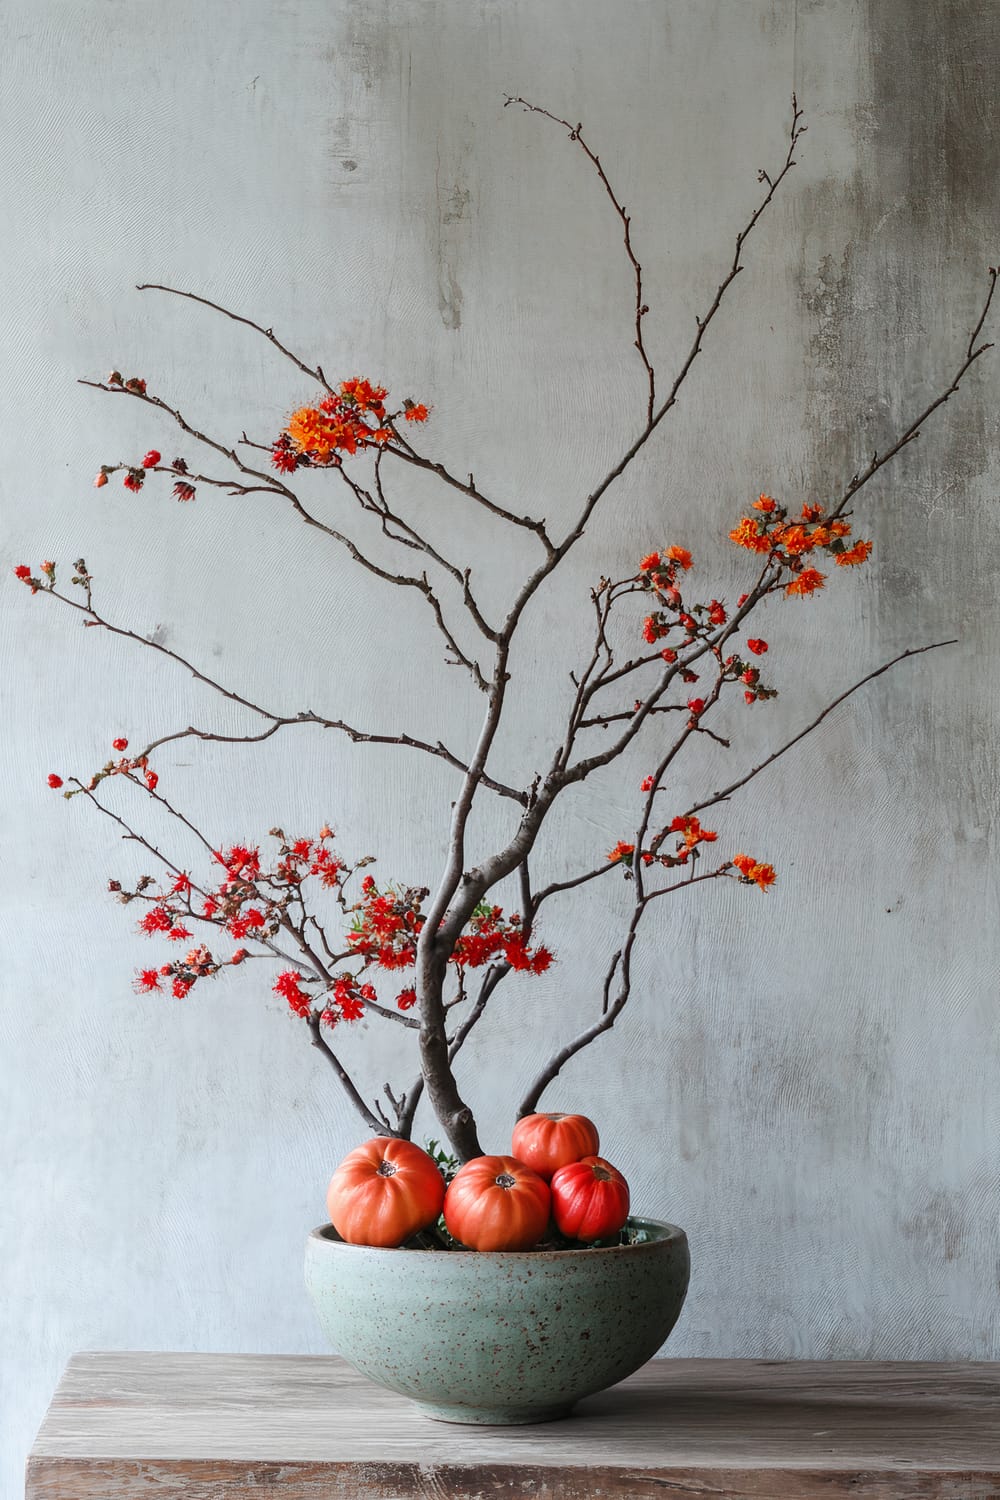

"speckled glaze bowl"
[304,1217,689,1424]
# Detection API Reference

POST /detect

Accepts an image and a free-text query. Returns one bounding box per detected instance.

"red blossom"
[142,450,161,468]
[687,698,705,716]
[132,969,161,993]
[14,564,31,579]
[746,638,768,655]
[172,978,193,999]
[94,471,109,488]
[641,775,655,792]
[47,773,63,789]
[397,987,417,1010]
[173,482,196,502]
[403,403,429,422]
[123,470,144,493]
[660,647,677,663]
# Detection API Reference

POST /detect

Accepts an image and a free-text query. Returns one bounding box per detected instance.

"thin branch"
[505,96,656,424]
[136,283,336,391]
[32,584,525,802]
[307,1014,397,1136]
[687,640,958,819]
[831,267,998,520]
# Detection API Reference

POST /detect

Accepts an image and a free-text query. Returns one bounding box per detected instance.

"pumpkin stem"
[495,1172,517,1189]
[376,1159,398,1178]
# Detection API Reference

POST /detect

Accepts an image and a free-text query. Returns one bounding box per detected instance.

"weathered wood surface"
[25,1354,1000,1499]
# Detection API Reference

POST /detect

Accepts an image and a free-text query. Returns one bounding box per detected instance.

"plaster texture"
[2,1,998,1493]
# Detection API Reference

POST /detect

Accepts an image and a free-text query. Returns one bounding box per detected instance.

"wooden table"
[25,1353,1000,1499]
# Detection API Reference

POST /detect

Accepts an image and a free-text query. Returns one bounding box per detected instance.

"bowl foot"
[412,1398,575,1425]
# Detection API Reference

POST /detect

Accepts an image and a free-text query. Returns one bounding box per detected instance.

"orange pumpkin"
[511,1111,600,1181]
[444,1154,551,1251]
[326,1136,445,1247]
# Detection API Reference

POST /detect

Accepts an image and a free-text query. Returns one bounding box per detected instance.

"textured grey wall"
[3,0,999,1490]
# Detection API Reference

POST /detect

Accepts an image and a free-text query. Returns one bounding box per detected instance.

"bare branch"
[136,283,335,391]
[505,96,656,424]
[686,640,958,820]
[307,1014,398,1136]
[830,268,998,519]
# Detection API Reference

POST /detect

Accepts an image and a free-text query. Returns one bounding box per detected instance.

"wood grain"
[25,1354,1000,1498]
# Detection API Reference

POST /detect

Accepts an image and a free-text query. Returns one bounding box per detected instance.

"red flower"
[123,470,144,493]
[666,545,693,570]
[403,403,429,422]
[14,564,31,579]
[94,471,109,488]
[737,593,749,607]
[47,773,63,789]
[361,874,376,893]
[170,872,190,894]
[660,647,677,663]
[530,946,553,974]
[746,638,768,655]
[687,698,705,716]
[172,978,193,999]
[271,443,299,474]
[142,450,161,468]
[708,599,727,626]
[639,551,660,572]
[744,690,756,704]
[145,770,158,792]
[139,906,175,935]
[229,948,249,965]
[112,737,129,751]
[640,775,655,792]
[133,969,161,993]
[397,987,417,1010]
[173,481,196,502]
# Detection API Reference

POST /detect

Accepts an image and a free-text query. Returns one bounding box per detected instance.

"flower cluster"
[274,379,429,470]
[729,494,872,594]
[731,853,777,890]
[452,903,552,974]
[113,826,552,1027]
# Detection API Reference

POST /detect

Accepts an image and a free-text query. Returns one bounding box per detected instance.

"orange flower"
[729,518,772,553]
[753,494,778,513]
[733,853,776,890]
[288,406,333,459]
[639,552,661,572]
[835,539,873,566]
[829,519,852,538]
[774,524,813,556]
[404,403,429,422]
[669,814,717,849]
[607,841,635,864]
[801,503,823,522]
[666,545,693,570]
[785,567,826,596]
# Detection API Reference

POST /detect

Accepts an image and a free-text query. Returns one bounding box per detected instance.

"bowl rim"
[307,1215,687,1259]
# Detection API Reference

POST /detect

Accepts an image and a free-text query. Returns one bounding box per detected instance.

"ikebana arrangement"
[17,93,993,1420]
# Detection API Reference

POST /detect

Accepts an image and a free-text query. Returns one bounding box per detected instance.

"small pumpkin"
[550,1155,630,1241]
[326,1136,445,1248]
[444,1154,551,1251]
[511,1111,600,1181]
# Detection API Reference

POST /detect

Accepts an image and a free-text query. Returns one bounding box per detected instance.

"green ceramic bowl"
[305,1217,690,1424]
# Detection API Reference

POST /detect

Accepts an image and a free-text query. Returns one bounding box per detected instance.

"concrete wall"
[3,0,998,1488]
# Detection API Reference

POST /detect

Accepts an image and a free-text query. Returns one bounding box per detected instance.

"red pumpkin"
[550,1156,630,1241]
[511,1111,600,1181]
[444,1154,551,1251]
[326,1136,445,1248]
